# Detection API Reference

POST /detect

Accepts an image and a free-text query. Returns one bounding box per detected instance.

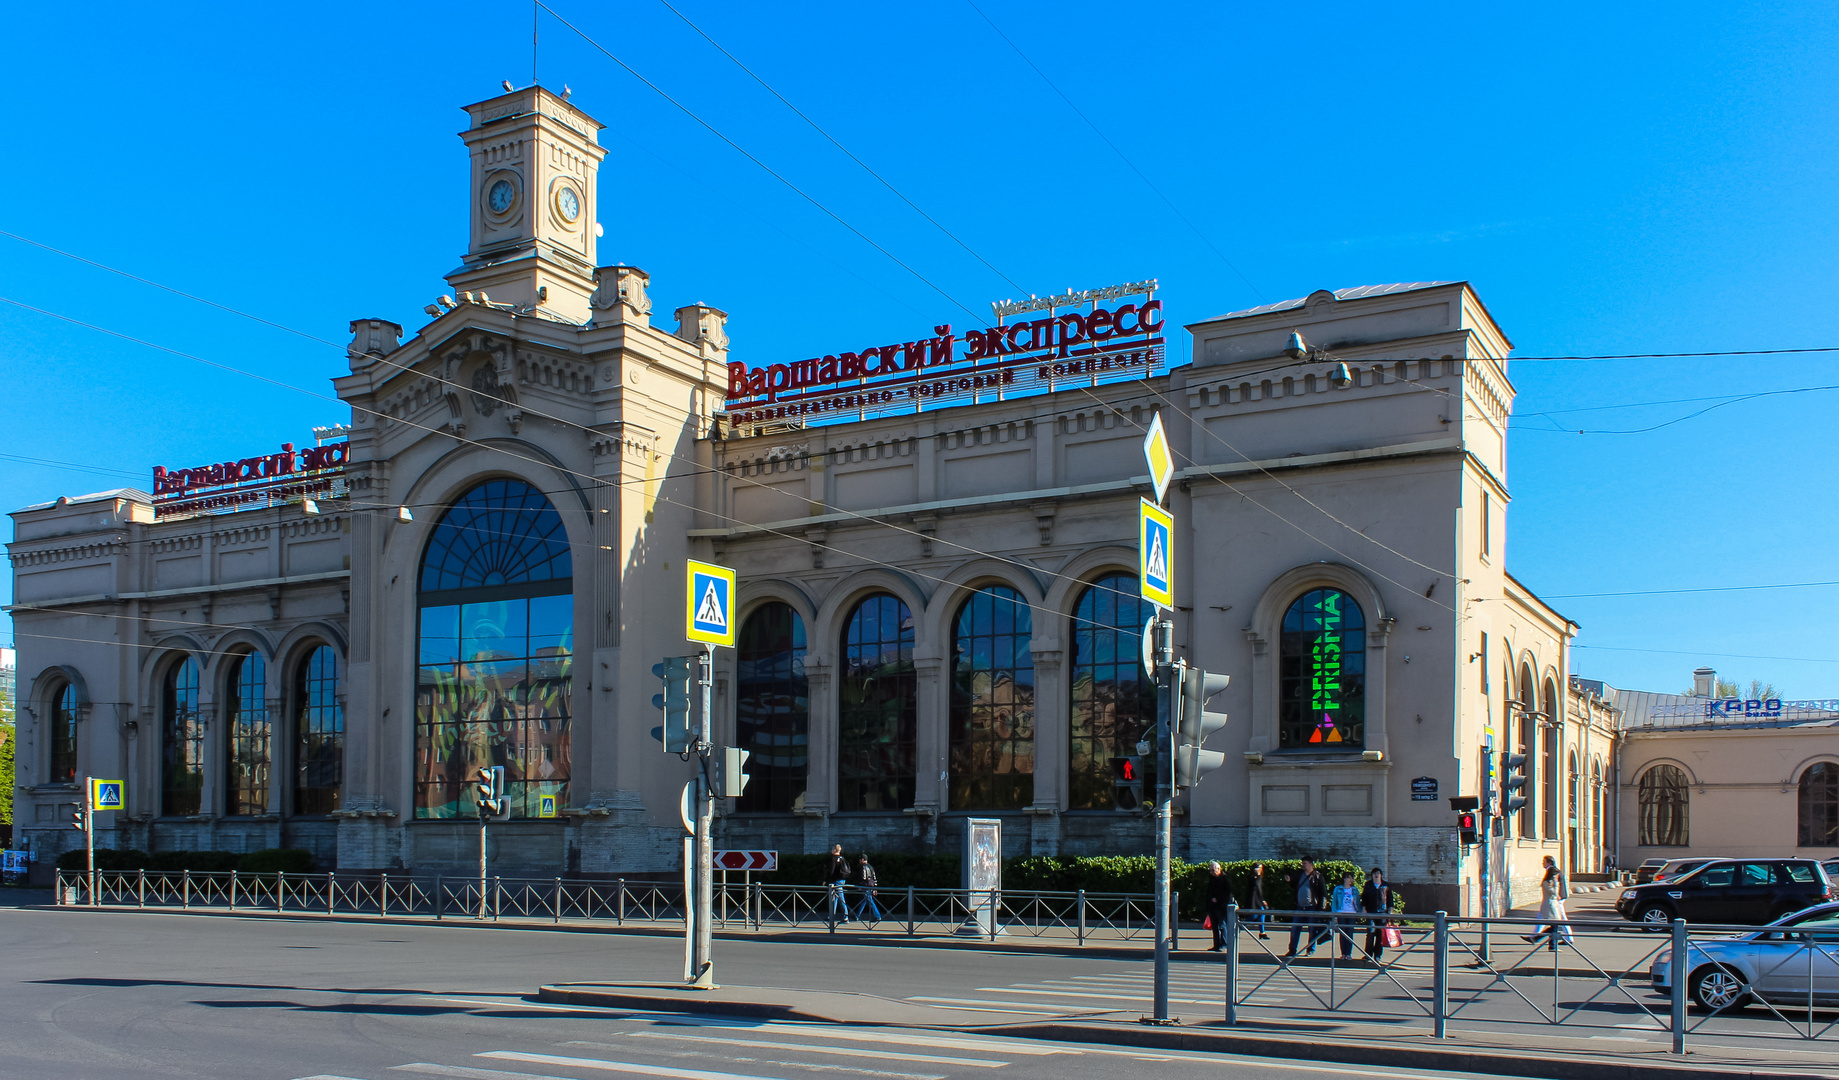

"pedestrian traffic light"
[1175,669,1231,789]
[651,656,695,753]
[1457,811,1479,845]
[474,766,506,818]
[1500,751,1528,818]
[719,746,752,798]
[1111,756,1144,811]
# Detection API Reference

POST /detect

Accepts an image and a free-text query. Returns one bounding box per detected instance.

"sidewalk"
[537,980,1839,1080]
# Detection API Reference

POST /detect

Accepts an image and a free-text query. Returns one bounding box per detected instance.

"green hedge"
[755,853,1405,920]
[55,848,318,874]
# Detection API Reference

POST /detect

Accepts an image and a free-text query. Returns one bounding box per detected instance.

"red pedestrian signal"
[1110,756,1144,811]
[1458,811,1479,846]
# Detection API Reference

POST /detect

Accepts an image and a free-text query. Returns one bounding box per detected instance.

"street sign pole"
[692,645,716,989]
[684,560,736,990]
[84,776,95,907]
[1151,626,1179,1024]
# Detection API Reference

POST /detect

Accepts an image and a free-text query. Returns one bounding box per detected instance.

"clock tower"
[445,85,608,324]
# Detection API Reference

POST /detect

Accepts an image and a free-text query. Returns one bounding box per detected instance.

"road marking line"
[395,1064,575,1080]
[621,1031,1008,1068]
[480,1051,787,1080]
[562,1043,947,1080]
[294,1075,370,1079]
[637,1024,1066,1056]
[905,996,1103,1012]
[973,986,1224,1005]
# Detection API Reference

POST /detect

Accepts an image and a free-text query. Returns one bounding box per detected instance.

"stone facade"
[7,84,1584,913]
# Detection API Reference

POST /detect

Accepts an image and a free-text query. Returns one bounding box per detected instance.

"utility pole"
[74,779,94,906]
[691,645,716,989]
[475,766,504,918]
[1149,619,1179,1024]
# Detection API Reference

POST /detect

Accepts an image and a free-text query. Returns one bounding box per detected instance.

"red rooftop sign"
[724,281,1164,427]
[151,440,348,519]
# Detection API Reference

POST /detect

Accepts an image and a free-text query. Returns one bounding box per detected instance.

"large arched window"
[416,478,574,819]
[295,646,343,814]
[1069,574,1155,810]
[1566,749,1579,869]
[48,681,78,785]
[1638,764,1689,847]
[1591,758,1604,869]
[734,602,808,813]
[1517,666,1537,837]
[1799,763,1839,847]
[226,652,269,816]
[161,657,203,816]
[1278,588,1365,749]
[1543,679,1560,839]
[949,586,1035,810]
[837,594,915,811]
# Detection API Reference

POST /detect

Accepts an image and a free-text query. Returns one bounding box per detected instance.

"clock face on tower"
[556,185,581,223]
[488,179,516,214]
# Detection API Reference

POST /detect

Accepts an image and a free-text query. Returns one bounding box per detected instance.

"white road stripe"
[972,986,1225,1006]
[905,995,1105,1012]
[395,1064,575,1080]
[622,1031,1008,1068]
[631,1025,1067,1055]
[562,1043,946,1080]
[480,1051,788,1080]
[294,1075,370,1079]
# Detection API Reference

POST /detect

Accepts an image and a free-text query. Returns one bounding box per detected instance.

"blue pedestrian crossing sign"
[536,794,558,818]
[90,778,125,811]
[1139,498,1174,610]
[686,559,737,647]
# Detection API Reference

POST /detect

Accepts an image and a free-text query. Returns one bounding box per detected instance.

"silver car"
[1650,901,1839,1011]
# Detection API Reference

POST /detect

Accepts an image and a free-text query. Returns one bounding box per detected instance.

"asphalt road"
[0,906,1519,1080]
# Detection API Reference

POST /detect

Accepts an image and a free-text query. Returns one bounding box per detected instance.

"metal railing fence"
[1218,903,1839,1056]
[54,869,1168,944]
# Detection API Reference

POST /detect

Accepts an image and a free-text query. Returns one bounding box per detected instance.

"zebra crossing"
[288,1009,1176,1080]
[907,962,1425,1015]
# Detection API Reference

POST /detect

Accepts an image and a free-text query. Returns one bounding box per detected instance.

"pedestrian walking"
[1526,855,1573,948]
[1205,862,1232,951]
[1329,871,1360,959]
[852,855,881,922]
[1362,867,1394,964]
[1248,863,1270,939]
[1283,857,1326,957]
[825,844,850,922]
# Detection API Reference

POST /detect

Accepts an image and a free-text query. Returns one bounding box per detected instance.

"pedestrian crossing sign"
[686,559,737,647]
[1139,498,1174,610]
[90,778,125,811]
[536,794,557,818]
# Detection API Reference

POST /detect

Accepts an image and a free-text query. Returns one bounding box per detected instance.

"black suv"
[1616,859,1836,926]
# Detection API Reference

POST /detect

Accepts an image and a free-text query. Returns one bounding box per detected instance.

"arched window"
[1069,574,1156,810]
[161,657,203,816]
[416,479,574,819]
[1279,588,1365,748]
[226,653,269,816]
[1543,679,1559,839]
[837,594,915,811]
[295,646,343,814]
[949,586,1035,810]
[1591,758,1604,868]
[1638,764,1689,847]
[48,681,78,784]
[1798,763,1839,847]
[734,602,808,813]
[1517,666,1537,837]
[1566,748,1579,868]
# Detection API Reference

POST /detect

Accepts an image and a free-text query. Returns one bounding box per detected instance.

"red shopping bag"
[1382,925,1402,948]
[1202,915,1212,929]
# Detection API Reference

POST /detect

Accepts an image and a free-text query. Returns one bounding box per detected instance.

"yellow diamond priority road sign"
[1141,411,1175,505]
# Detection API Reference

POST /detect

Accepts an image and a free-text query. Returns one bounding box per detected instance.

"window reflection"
[415,479,573,820]
[162,658,203,816]
[734,602,808,813]
[295,646,344,814]
[837,594,915,811]
[1278,588,1366,749]
[949,586,1034,810]
[48,682,78,785]
[226,653,269,816]
[1068,574,1155,810]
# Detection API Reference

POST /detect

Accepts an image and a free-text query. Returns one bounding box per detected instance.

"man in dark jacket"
[1205,862,1233,951]
[1283,857,1326,958]
[1248,863,1270,939]
[826,844,850,922]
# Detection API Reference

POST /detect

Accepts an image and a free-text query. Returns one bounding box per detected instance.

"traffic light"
[651,656,695,753]
[1500,751,1528,819]
[1174,669,1231,789]
[474,766,506,818]
[718,746,752,798]
[1457,811,1479,845]
[1111,756,1144,811]
[71,806,86,832]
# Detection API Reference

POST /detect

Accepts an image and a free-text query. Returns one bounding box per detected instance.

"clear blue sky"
[3,2,1836,696]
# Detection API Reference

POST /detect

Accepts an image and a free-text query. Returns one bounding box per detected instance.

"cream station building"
[8,84,1580,912]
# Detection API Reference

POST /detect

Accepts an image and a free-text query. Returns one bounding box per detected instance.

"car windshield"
[1760,908,1839,940]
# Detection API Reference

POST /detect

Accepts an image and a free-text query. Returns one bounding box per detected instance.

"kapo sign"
[724,279,1164,426]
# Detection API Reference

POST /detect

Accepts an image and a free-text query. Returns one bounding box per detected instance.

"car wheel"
[1636,904,1674,930]
[1689,964,1749,1012]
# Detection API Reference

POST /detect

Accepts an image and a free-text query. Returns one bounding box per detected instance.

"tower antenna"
[532,0,539,85]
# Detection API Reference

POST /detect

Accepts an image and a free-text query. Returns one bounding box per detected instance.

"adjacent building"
[8,83,1587,912]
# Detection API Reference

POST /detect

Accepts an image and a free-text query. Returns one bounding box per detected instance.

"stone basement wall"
[1188,825,1468,915]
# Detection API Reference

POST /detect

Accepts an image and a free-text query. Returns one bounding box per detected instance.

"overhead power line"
[1544,580,1839,600]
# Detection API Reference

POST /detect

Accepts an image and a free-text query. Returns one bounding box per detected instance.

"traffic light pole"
[1149,621,1178,1025]
[690,645,717,989]
[83,777,96,907]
